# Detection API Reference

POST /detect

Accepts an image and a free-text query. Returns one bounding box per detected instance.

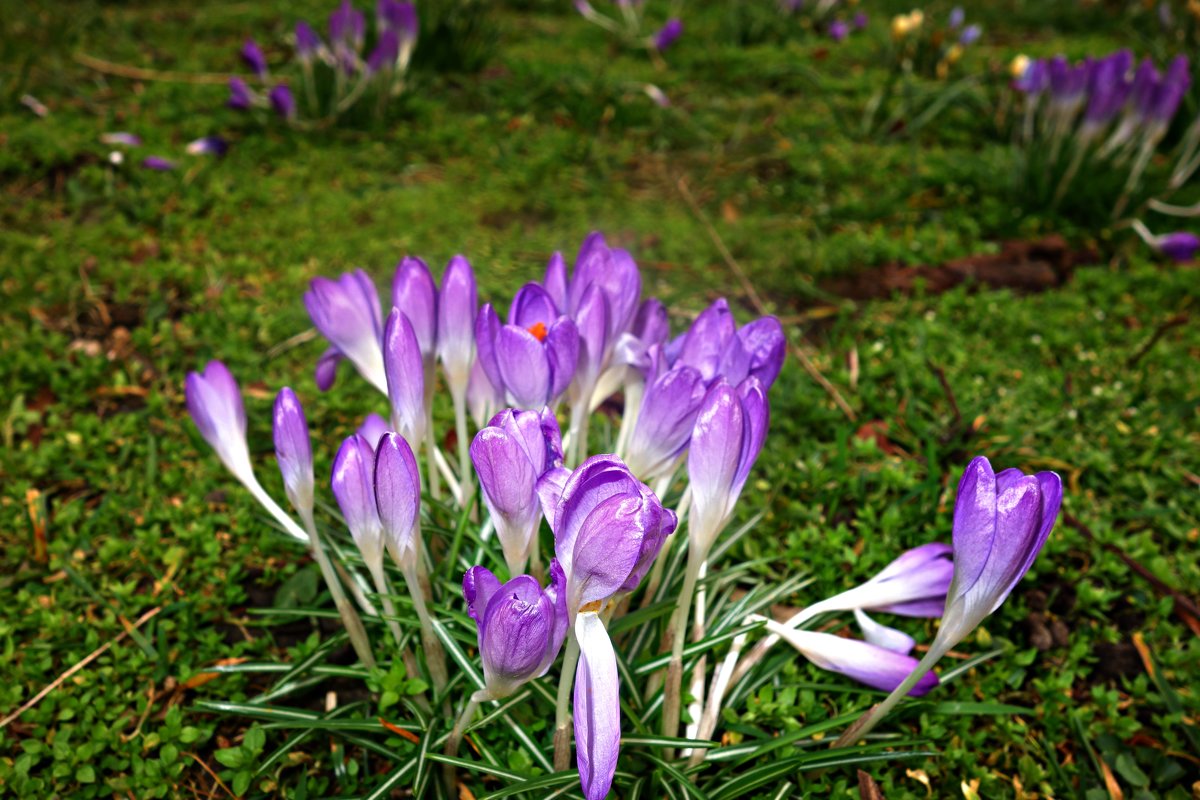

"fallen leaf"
[858,770,885,800]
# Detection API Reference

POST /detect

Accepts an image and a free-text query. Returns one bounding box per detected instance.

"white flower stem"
[552,632,581,771]
[661,544,703,743]
[424,405,441,502]
[446,688,491,759]
[400,556,448,697]
[830,644,945,748]
[566,399,591,467]
[452,384,474,511]
[367,560,405,647]
[300,512,376,670]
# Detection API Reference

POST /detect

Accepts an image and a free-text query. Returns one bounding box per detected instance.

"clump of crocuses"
[185,229,1064,798]
[228,0,417,126]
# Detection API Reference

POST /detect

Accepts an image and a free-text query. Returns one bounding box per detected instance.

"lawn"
[1,0,1198,797]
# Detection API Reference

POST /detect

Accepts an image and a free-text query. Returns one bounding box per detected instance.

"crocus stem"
[662,544,704,743]
[614,377,643,459]
[528,536,544,585]
[451,384,474,511]
[300,513,376,670]
[830,644,945,749]
[682,561,709,752]
[1114,139,1156,219]
[566,400,591,467]
[1051,137,1089,209]
[425,409,442,502]
[552,632,581,771]
[446,688,491,759]
[367,560,405,647]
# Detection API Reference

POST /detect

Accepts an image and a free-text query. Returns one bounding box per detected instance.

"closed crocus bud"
[269,84,296,119]
[828,20,849,42]
[544,252,569,311]
[1082,52,1132,134]
[853,12,869,31]
[186,361,253,483]
[677,299,736,382]
[959,23,981,45]
[762,620,940,696]
[228,77,255,110]
[1151,55,1191,126]
[141,156,176,171]
[437,255,478,394]
[570,285,612,403]
[624,366,707,482]
[687,378,769,557]
[380,0,418,52]
[948,6,965,28]
[391,257,438,365]
[471,408,564,574]
[383,308,426,445]
[304,269,387,393]
[240,39,268,78]
[273,388,314,520]
[374,432,421,566]
[367,29,400,74]
[185,136,228,156]
[464,561,568,698]
[1155,231,1200,261]
[295,21,323,62]
[544,455,676,614]
[653,18,683,52]
[332,434,385,568]
[468,358,504,428]
[932,457,1062,656]
[357,412,390,450]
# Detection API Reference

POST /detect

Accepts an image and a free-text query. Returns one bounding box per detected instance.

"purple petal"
[480,575,555,696]
[732,376,769,495]
[544,252,568,311]
[735,317,786,389]
[625,365,707,481]
[240,38,268,78]
[948,456,997,602]
[509,282,560,329]
[273,387,314,514]
[268,84,295,120]
[678,299,736,382]
[687,381,745,546]
[497,326,552,408]
[374,432,421,558]
[383,309,426,441]
[471,424,541,568]
[574,613,621,800]
[436,255,477,384]
[573,284,611,390]
[304,270,385,391]
[854,609,916,655]
[474,304,504,392]
[780,627,939,696]
[331,434,382,556]
[357,412,390,450]
[463,565,502,626]
[391,257,438,361]
[653,18,683,52]
[545,316,580,401]
[468,357,504,428]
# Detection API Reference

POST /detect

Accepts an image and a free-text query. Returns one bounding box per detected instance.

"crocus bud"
[932,457,1062,657]
[228,77,255,110]
[570,284,612,405]
[329,0,365,50]
[624,366,707,482]
[853,11,869,30]
[959,23,981,45]
[357,412,390,449]
[569,232,642,343]
[269,84,296,120]
[653,18,683,52]
[543,455,676,614]
[367,29,400,74]
[1154,231,1200,261]
[948,6,964,28]
[273,388,314,519]
[383,308,426,445]
[379,0,418,54]
[304,270,387,393]
[464,561,568,698]
[185,136,228,156]
[295,21,323,62]
[240,39,268,78]
[437,255,478,394]
[332,434,385,567]
[391,257,438,364]
[544,252,568,311]
[141,156,176,171]
[828,20,849,42]
[574,610,620,800]
[186,361,253,483]
[374,432,421,566]
[471,408,564,574]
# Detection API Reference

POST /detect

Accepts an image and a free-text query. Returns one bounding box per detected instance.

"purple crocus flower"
[852,12,869,31]
[100,132,141,147]
[1082,50,1133,135]
[1150,55,1191,127]
[687,378,769,556]
[828,20,849,42]
[624,365,708,482]
[761,621,940,696]
[464,561,568,698]
[468,358,504,428]
[671,299,784,390]
[475,284,580,409]
[141,156,176,171]
[614,297,670,376]
[1048,56,1090,113]
[1013,58,1049,95]
[374,431,422,565]
[437,255,478,396]
[304,270,387,393]
[332,433,386,567]
[186,361,252,482]
[228,77,255,110]
[330,0,366,49]
[1154,231,1200,261]
[358,412,390,450]
[932,457,1062,653]
[378,0,418,49]
[240,38,268,78]
[367,28,400,74]
[471,408,564,574]
[391,256,439,368]
[382,309,426,446]
[185,136,228,156]
[948,6,964,28]
[958,23,981,46]
[653,18,683,52]
[296,21,323,63]
[273,388,314,519]
[269,84,296,120]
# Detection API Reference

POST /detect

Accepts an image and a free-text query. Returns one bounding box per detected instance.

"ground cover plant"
[2,0,1198,798]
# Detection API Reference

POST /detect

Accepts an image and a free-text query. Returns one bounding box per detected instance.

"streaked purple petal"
[574,613,620,800]
[374,432,421,558]
[497,326,552,408]
[391,257,438,362]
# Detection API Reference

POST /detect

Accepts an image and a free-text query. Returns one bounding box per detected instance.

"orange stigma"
[527,321,548,342]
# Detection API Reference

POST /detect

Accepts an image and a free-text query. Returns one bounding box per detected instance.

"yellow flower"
[1010,53,1031,79]
[891,13,912,38]
[909,9,924,28]
[947,44,964,64]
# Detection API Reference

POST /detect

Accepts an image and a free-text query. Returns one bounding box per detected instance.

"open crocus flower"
[669,298,786,390]
[687,377,769,557]
[794,542,954,624]
[476,284,579,409]
[464,561,568,699]
[186,361,254,486]
[623,365,708,483]
[540,455,676,800]
[305,270,387,393]
[471,408,564,575]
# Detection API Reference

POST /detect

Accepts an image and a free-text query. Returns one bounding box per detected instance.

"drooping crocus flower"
[623,365,708,482]
[463,561,568,699]
[141,156,176,171]
[475,284,579,409]
[228,77,255,110]
[186,361,253,484]
[382,308,426,446]
[185,136,228,156]
[687,377,769,557]
[540,455,676,800]
[269,84,296,119]
[240,39,268,78]
[1153,231,1200,262]
[273,388,314,521]
[331,433,386,568]
[653,18,683,52]
[305,269,387,393]
[828,20,849,42]
[295,21,323,63]
[437,255,478,399]
[471,408,564,575]
[761,620,940,695]
[374,431,422,567]
[101,132,141,147]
